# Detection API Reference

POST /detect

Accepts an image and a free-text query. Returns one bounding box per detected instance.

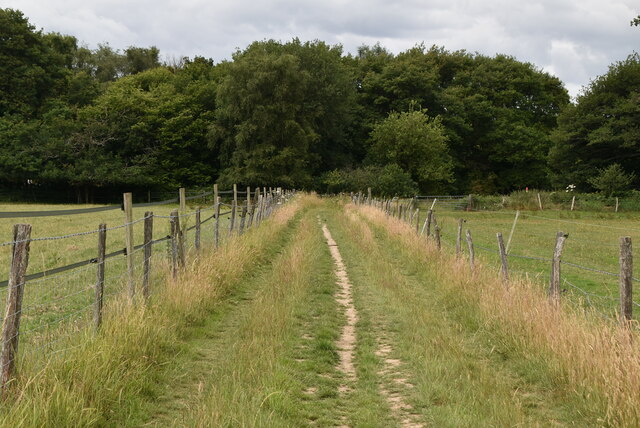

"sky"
[5,0,639,98]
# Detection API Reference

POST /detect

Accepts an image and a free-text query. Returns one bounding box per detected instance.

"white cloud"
[4,0,640,96]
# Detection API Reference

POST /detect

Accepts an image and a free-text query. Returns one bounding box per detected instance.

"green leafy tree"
[213,39,356,188]
[354,45,568,193]
[368,110,453,193]
[549,54,640,190]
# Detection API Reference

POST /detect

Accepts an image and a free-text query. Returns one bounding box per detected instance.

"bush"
[321,164,418,196]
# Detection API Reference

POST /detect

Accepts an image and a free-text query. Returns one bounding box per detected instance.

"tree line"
[1,8,638,202]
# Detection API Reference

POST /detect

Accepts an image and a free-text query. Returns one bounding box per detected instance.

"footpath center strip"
[321,224,358,390]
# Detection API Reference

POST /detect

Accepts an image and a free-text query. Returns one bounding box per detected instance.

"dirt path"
[321,224,358,390]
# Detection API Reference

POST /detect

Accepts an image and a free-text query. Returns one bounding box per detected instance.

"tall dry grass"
[353,203,640,427]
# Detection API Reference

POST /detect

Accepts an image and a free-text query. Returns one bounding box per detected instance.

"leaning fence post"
[0,223,31,394]
[123,192,135,299]
[505,210,520,254]
[497,232,509,286]
[570,196,576,211]
[95,224,106,329]
[549,231,568,303]
[195,207,201,252]
[456,219,465,257]
[426,209,433,237]
[170,209,179,278]
[214,197,221,249]
[619,236,633,322]
[142,212,152,301]
[466,230,475,272]
[537,193,543,210]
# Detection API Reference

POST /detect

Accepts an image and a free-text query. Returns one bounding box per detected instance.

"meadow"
[412,198,640,318]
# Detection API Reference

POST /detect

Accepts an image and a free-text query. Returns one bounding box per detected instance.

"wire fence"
[0,186,295,390]
[357,194,639,323]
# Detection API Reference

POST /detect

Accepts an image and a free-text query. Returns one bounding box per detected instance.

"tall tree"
[213,39,356,187]
[549,54,640,190]
[368,109,453,193]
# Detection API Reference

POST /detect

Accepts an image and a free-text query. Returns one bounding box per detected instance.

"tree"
[588,164,636,197]
[368,109,453,193]
[0,8,73,117]
[549,54,640,191]
[213,39,356,188]
[354,45,568,193]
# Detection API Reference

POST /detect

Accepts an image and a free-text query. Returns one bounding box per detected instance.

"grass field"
[410,200,640,318]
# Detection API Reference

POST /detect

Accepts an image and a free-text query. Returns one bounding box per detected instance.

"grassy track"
[2,196,637,426]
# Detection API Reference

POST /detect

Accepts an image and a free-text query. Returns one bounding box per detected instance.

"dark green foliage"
[0,7,625,200]
[549,54,640,191]
[368,110,452,193]
[588,164,636,197]
[213,39,356,188]
[321,164,417,196]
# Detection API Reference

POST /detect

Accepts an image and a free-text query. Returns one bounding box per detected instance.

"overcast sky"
[5,0,639,98]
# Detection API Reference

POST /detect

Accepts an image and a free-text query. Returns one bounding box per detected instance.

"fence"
[352,194,639,324]
[0,185,294,393]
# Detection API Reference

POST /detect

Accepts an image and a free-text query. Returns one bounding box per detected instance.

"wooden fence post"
[228,199,236,237]
[170,209,179,278]
[620,236,633,322]
[95,223,106,329]
[434,225,441,250]
[537,193,543,210]
[415,209,420,234]
[214,197,220,249]
[247,186,252,224]
[616,197,620,213]
[497,232,509,286]
[179,187,186,214]
[467,194,473,211]
[195,207,201,252]
[466,230,475,272]
[571,196,576,211]
[123,192,135,299]
[426,209,433,237]
[505,210,520,254]
[549,231,568,303]
[239,202,247,235]
[213,183,218,206]
[0,224,31,394]
[456,219,464,257]
[142,213,152,302]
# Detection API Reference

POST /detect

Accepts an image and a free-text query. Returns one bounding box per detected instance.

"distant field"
[413,201,640,318]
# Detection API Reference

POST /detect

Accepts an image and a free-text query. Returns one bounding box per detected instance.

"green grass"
[410,202,640,317]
